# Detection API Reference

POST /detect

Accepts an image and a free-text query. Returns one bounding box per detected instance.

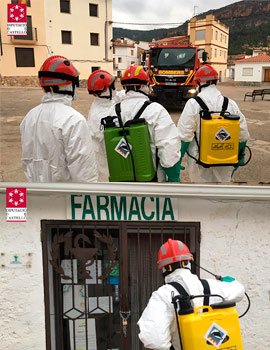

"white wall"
[0,193,66,350]
[0,185,269,350]
[235,62,270,82]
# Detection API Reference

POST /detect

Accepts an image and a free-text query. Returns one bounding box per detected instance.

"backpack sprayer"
[187,96,252,169]
[171,263,250,350]
[100,101,156,182]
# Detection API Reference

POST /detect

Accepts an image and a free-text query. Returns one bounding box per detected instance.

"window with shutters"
[90,33,99,46]
[62,30,72,44]
[60,0,70,13]
[89,4,98,17]
[15,47,35,67]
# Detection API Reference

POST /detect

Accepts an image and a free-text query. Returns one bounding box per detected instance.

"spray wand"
[193,261,222,280]
[192,261,250,318]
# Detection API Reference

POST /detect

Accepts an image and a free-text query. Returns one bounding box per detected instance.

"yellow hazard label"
[158,70,185,75]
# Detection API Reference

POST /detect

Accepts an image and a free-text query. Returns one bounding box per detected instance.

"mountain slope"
[113,0,270,54]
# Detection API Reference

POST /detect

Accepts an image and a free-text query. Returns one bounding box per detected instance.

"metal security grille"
[42,220,200,350]
[125,222,200,350]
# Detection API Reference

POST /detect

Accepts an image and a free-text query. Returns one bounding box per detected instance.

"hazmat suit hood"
[138,85,150,96]
[58,83,78,100]
[41,83,77,104]
[98,88,116,100]
[42,92,73,106]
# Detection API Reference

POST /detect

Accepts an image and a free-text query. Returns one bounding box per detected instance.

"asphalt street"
[0,82,269,184]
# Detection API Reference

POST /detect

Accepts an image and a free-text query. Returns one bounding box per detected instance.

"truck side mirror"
[142,52,146,61]
[202,51,208,63]
[141,52,146,66]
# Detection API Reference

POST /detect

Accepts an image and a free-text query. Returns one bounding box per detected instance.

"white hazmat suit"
[177,84,249,182]
[20,92,98,183]
[95,89,180,182]
[87,89,125,181]
[138,268,245,350]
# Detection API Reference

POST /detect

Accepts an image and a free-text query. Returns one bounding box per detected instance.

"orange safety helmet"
[194,64,218,86]
[38,55,79,96]
[121,64,149,86]
[87,70,115,96]
[157,239,193,270]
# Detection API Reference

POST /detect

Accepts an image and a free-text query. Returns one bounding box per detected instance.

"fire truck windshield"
[150,47,196,69]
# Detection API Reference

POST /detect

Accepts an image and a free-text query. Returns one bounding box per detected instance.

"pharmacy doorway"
[41,220,200,350]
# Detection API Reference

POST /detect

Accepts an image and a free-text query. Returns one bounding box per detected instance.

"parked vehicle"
[142,44,207,106]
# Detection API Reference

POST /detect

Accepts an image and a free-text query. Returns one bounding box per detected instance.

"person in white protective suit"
[20,55,98,183]
[138,238,245,350]
[177,64,249,182]
[87,70,125,181]
[111,64,181,182]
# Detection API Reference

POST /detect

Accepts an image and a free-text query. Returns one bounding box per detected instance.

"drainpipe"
[105,0,108,61]
[0,23,3,56]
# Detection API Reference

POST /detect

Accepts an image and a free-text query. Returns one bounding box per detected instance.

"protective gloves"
[233,141,247,172]
[162,141,190,182]
[163,161,185,182]
[180,141,190,163]
[221,276,235,282]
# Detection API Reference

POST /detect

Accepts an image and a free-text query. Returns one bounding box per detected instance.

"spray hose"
[191,261,250,318]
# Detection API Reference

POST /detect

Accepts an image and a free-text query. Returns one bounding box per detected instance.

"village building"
[188,14,229,82]
[112,37,138,80]
[0,0,113,85]
[234,53,270,84]
[112,37,151,79]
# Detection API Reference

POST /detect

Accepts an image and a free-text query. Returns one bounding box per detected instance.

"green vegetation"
[222,16,270,54]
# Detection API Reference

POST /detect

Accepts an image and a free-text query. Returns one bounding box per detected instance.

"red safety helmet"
[194,64,218,85]
[87,70,115,95]
[38,55,79,96]
[157,239,193,270]
[121,64,149,86]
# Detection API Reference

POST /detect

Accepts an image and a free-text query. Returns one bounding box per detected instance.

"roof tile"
[235,54,270,63]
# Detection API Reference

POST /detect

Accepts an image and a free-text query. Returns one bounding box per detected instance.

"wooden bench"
[262,89,270,100]
[244,89,264,101]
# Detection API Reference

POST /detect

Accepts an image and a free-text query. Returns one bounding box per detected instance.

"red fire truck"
[142,44,206,106]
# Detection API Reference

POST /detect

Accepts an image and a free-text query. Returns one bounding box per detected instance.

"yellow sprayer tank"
[178,302,243,349]
[199,114,240,166]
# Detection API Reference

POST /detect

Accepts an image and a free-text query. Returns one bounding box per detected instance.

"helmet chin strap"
[97,85,115,100]
[97,95,111,99]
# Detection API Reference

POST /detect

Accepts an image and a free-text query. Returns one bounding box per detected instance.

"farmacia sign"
[68,195,176,221]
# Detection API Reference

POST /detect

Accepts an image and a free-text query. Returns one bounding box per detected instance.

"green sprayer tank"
[101,116,156,182]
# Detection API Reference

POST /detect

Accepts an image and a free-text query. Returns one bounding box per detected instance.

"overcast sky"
[112,0,243,30]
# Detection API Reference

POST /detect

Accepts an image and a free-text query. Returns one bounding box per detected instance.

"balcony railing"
[11,27,37,43]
